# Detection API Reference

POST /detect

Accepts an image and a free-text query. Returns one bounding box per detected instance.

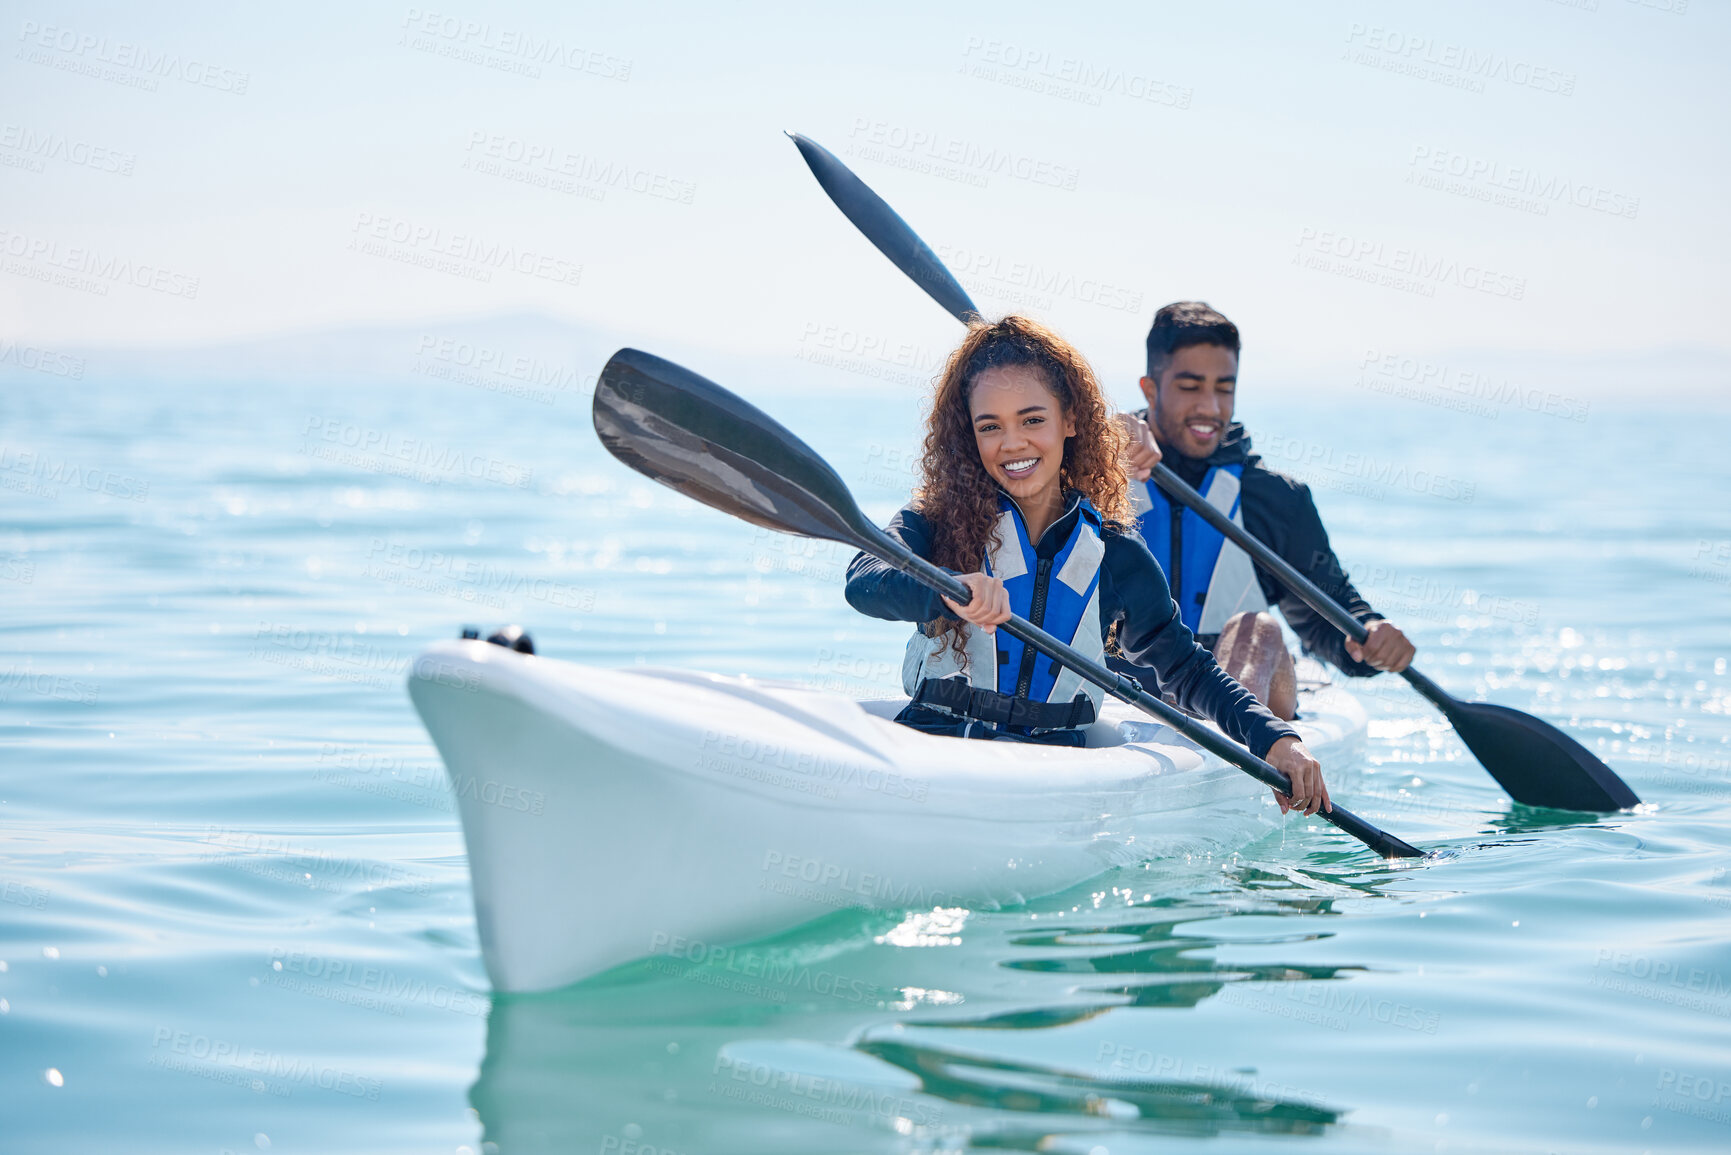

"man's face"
[1138,343,1238,460]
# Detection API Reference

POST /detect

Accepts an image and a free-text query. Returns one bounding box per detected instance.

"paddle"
[1145,466,1639,811]
[786,131,1639,813]
[785,132,978,326]
[593,347,1424,859]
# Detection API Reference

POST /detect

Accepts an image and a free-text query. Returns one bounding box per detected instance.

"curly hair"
[914,315,1130,653]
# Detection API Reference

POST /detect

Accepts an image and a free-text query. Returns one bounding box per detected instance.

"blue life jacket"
[902,493,1106,732]
[1132,465,1268,637]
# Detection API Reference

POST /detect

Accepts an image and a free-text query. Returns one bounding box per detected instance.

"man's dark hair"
[1145,301,1240,379]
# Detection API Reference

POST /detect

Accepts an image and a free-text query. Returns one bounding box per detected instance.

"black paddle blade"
[593,348,881,549]
[1446,700,1639,811]
[786,132,981,326]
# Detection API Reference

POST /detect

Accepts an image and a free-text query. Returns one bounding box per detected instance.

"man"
[1116,301,1414,718]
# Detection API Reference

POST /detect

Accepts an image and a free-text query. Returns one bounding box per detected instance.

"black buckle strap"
[912,677,1095,732]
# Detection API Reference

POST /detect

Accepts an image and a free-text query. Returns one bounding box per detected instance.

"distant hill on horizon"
[4,312,1727,406]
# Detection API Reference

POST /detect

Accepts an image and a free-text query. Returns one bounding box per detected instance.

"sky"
[2,0,1726,397]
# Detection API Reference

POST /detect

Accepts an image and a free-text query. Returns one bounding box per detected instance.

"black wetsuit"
[844,499,1298,757]
[1140,416,1386,677]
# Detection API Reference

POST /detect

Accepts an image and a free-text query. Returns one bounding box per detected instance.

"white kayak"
[408,639,1367,993]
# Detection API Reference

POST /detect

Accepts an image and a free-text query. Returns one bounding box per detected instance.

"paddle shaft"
[1148,464,1464,717]
[868,530,1423,858]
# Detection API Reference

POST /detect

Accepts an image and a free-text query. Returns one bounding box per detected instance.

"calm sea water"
[4,362,1730,1155]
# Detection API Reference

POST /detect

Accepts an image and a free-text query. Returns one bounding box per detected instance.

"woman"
[844,316,1331,816]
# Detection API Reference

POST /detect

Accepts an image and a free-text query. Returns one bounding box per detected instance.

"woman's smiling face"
[967,363,1076,506]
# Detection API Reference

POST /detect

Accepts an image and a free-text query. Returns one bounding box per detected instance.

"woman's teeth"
[1002,458,1038,477]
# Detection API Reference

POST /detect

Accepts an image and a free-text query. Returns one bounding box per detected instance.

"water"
[4,360,1730,1154]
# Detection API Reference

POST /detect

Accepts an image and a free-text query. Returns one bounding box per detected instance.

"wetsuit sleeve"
[844,506,950,624]
[1102,530,1299,759]
[1241,470,1384,678]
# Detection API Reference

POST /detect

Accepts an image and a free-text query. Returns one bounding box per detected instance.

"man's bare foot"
[1213,611,1298,720]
